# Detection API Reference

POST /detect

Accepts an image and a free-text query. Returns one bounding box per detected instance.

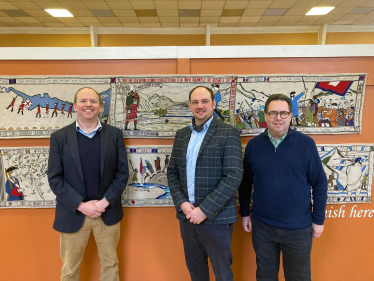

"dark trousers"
[252,219,313,281]
[180,220,234,281]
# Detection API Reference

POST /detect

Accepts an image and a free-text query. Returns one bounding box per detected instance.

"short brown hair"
[189,86,214,102]
[264,94,292,113]
[74,87,103,106]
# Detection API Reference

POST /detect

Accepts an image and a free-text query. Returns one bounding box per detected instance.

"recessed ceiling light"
[45,9,74,17]
[306,7,335,16]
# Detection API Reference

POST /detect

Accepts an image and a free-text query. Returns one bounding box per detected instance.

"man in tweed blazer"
[168,86,243,281]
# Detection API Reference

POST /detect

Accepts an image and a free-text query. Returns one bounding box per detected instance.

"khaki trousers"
[60,216,121,281]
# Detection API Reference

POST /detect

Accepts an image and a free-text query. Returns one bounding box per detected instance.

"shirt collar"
[76,119,102,134]
[267,130,288,143]
[190,116,214,133]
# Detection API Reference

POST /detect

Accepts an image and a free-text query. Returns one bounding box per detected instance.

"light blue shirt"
[186,116,213,204]
[76,120,102,138]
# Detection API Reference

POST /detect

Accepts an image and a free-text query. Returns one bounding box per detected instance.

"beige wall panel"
[211,33,318,45]
[327,32,374,44]
[0,34,91,47]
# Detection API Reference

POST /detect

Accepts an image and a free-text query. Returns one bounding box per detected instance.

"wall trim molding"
[0,45,373,60]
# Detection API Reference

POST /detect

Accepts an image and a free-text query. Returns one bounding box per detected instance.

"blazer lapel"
[197,118,218,159]
[100,124,109,175]
[181,129,192,168]
[67,123,84,181]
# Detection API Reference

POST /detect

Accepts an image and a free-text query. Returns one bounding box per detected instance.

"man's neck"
[77,118,98,133]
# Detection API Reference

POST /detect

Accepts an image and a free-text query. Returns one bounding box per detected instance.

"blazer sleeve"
[167,131,188,210]
[103,129,129,206]
[48,133,85,213]
[199,127,244,221]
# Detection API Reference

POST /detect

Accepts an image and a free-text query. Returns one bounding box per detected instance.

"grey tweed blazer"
[167,117,243,224]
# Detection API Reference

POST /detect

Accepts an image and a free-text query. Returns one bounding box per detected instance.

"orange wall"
[0,34,91,47]
[0,57,374,281]
[211,33,318,45]
[326,32,374,45]
[98,34,206,46]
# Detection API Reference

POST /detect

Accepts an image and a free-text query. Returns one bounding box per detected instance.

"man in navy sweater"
[239,94,327,281]
[48,87,129,281]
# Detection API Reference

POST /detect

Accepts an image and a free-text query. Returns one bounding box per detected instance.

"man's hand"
[186,207,207,224]
[94,198,110,210]
[77,200,105,218]
[180,202,195,216]
[312,223,324,238]
[242,216,252,232]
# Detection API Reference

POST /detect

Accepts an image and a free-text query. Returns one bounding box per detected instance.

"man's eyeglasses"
[266,111,291,119]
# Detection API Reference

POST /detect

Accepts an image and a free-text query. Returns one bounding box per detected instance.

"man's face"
[265,100,292,138]
[73,88,102,122]
[189,87,216,125]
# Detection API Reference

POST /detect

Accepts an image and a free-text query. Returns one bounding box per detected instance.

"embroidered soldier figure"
[17,101,25,115]
[51,102,58,117]
[5,166,24,201]
[36,104,41,118]
[61,103,66,115]
[6,97,16,112]
[125,88,139,130]
[67,103,73,118]
[45,103,49,117]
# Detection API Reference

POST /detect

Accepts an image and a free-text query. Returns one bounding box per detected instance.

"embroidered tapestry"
[1,144,372,208]
[0,74,366,138]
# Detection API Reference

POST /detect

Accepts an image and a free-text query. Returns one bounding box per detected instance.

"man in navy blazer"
[168,86,243,281]
[48,87,129,281]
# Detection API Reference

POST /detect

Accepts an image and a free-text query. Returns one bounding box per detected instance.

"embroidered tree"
[5,151,48,200]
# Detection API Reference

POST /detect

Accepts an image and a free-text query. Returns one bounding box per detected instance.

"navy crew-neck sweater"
[239,129,327,229]
[77,132,101,201]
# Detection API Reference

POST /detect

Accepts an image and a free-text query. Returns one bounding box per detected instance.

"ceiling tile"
[352,20,374,24]
[25,22,46,27]
[362,0,374,7]
[69,10,94,17]
[284,7,310,16]
[339,0,367,6]
[0,16,20,22]
[276,21,295,26]
[222,9,244,16]
[200,16,220,22]
[135,9,158,16]
[220,16,240,22]
[291,0,320,8]
[237,22,256,26]
[264,8,288,16]
[161,22,179,26]
[122,23,142,27]
[349,7,374,14]
[0,22,8,27]
[106,2,133,9]
[199,22,218,26]
[23,9,50,17]
[57,1,87,9]
[57,0,84,2]
[180,23,199,27]
[131,1,155,9]
[113,10,137,16]
[0,11,8,17]
[201,1,225,9]
[118,17,139,22]
[76,16,101,24]
[64,22,85,26]
[320,15,344,20]
[138,16,159,22]
[180,16,199,22]
[299,15,323,21]
[157,9,179,16]
[155,1,178,9]
[102,23,123,27]
[333,20,354,24]
[317,0,345,5]
[159,16,179,22]
[0,2,19,9]
[269,0,297,9]
[91,10,116,17]
[1,10,31,17]
[278,15,302,21]
[57,16,81,22]
[218,22,237,26]
[14,16,40,22]
[256,22,275,26]
[247,1,272,9]
[178,1,201,9]
[12,2,41,9]
[224,1,249,9]
[83,2,110,9]
[358,13,374,20]
[179,9,200,16]
[6,22,27,27]
[339,14,365,20]
[141,22,161,27]
[258,15,281,22]
[242,8,266,16]
[44,22,66,27]
[35,2,64,9]
[240,16,261,22]
[314,20,335,24]
[329,7,356,14]
[37,16,61,22]
[294,21,314,25]
[200,9,222,16]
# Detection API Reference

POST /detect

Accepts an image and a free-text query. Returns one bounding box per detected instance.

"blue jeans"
[252,219,313,281]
